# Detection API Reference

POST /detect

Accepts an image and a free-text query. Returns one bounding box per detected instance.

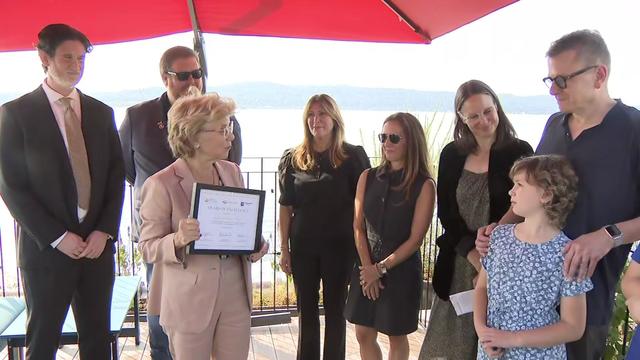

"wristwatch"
[604,224,624,248]
[376,262,388,277]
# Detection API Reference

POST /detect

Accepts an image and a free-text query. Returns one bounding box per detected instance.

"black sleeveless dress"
[344,166,427,336]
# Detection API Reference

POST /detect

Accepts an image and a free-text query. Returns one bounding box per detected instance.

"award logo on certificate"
[188,183,266,255]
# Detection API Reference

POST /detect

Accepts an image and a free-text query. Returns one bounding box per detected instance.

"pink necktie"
[59,97,91,211]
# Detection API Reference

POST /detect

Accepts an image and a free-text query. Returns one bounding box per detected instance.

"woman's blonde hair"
[167,87,236,158]
[379,112,432,198]
[292,94,347,171]
[509,155,578,229]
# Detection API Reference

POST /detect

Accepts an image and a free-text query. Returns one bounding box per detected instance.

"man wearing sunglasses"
[476,30,640,360]
[118,45,242,360]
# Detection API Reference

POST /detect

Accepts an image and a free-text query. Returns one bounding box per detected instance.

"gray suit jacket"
[0,86,125,268]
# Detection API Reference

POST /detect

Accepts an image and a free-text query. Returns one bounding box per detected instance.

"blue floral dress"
[478,224,593,360]
[625,248,640,360]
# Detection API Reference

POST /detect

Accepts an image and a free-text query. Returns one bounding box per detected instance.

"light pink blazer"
[139,158,252,333]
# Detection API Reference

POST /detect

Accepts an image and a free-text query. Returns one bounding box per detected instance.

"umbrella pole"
[381,0,431,43]
[187,0,208,92]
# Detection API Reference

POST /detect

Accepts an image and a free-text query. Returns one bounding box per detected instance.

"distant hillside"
[0,82,560,114]
[215,82,558,114]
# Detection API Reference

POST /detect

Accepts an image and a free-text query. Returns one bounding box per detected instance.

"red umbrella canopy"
[1,0,516,51]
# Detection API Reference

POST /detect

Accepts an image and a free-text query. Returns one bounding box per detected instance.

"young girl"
[474,155,593,359]
[621,248,640,359]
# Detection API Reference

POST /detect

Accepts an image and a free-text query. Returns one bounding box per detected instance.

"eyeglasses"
[200,122,234,137]
[459,105,495,123]
[166,68,204,81]
[542,65,598,89]
[378,133,403,144]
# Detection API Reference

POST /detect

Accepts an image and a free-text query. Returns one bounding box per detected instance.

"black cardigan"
[432,139,533,300]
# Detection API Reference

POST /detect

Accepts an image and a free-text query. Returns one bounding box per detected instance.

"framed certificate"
[188,183,265,255]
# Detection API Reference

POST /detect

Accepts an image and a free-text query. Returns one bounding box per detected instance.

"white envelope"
[449,289,475,316]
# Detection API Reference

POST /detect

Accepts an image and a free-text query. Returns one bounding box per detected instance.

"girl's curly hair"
[510,155,578,229]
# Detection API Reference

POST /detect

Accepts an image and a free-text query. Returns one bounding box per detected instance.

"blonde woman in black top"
[278,94,370,360]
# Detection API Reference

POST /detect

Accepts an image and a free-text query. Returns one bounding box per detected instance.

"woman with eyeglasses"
[344,112,436,360]
[419,80,532,360]
[278,93,370,360]
[138,89,268,360]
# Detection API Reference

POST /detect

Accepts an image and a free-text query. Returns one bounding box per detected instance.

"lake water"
[0,108,549,291]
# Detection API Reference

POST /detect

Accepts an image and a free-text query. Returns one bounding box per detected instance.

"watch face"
[605,225,622,237]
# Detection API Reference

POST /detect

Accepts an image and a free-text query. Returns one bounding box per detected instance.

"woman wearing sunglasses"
[345,112,436,360]
[278,94,370,360]
[419,80,533,360]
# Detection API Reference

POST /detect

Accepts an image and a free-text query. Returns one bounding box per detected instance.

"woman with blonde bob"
[345,112,436,360]
[278,94,370,359]
[139,88,267,360]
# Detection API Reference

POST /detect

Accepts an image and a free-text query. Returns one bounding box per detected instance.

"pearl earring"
[194,143,200,149]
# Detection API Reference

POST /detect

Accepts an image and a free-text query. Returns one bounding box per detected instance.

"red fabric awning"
[1,0,517,52]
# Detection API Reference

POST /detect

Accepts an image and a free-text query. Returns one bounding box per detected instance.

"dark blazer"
[118,93,242,242]
[0,85,125,269]
[119,96,174,192]
[432,139,533,300]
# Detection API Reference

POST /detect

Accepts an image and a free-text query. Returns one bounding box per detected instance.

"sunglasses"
[166,68,204,81]
[378,133,403,144]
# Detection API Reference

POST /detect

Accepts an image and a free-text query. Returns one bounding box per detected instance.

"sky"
[0,0,639,105]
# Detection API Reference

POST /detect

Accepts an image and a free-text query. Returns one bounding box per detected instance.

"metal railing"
[0,156,632,351]
[0,157,440,318]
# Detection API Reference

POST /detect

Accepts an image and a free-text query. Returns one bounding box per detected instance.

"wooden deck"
[1,317,427,359]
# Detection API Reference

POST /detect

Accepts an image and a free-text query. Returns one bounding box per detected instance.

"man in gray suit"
[0,24,124,359]
[118,46,242,359]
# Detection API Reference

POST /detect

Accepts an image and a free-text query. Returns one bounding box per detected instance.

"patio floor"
[0,316,428,359]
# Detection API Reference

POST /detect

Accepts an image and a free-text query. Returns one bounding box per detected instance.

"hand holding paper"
[249,240,269,262]
[175,218,200,249]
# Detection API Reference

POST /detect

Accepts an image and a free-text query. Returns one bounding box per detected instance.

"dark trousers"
[21,249,114,360]
[291,250,352,360]
[566,323,610,360]
[145,262,172,360]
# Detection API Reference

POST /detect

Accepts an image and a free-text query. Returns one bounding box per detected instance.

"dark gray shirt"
[536,100,640,325]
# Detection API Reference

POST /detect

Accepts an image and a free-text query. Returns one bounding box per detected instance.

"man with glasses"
[118,46,242,360]
[476,30,640,359]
